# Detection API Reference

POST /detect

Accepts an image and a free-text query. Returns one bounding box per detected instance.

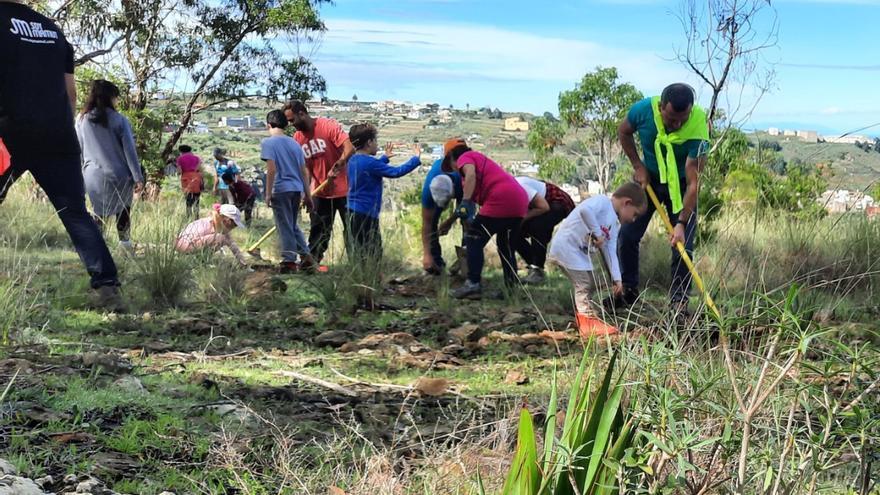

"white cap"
[218,204,246,229]
[430,175,455,208]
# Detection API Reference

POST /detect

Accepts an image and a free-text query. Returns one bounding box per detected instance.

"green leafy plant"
[501,349,638,495]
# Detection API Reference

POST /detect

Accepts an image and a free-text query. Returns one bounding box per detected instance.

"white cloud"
[821,106,842,115]
[307,18,693,92]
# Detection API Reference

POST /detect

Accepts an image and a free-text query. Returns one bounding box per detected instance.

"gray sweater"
[76,109,143,216]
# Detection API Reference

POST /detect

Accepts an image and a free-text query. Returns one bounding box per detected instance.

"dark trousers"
[0,156,119,288]
[349,211,382,263]
[618,179,697,304]
[429,207,447,268]
[185,192,200,218]
[308,196,349,262]
[95,206,131,242]
[236,195,256,226]
[465,215,521,287]
[512,203,568,269]
[271,191,309,263]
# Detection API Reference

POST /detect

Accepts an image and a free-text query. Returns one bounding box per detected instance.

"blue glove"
[457,200,477,222]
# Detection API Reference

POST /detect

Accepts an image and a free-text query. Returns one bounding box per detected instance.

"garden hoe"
[246,177,333,260]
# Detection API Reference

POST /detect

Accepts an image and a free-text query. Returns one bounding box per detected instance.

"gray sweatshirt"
[76,109,143,216]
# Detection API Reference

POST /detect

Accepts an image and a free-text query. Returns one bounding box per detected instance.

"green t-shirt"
[626,97,708,180]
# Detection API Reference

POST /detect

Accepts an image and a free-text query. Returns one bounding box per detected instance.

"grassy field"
[751,132,880,191]
[0,168,878,494]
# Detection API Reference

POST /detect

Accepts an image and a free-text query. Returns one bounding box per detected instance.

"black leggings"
[95,206,131,242]
[185,192,200,217]
[465,215,522,287]
[512,203,569,268]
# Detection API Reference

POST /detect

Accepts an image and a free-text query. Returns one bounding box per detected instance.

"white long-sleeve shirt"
[547,195,621,280]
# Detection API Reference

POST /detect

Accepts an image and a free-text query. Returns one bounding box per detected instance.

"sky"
[288,0,880,137]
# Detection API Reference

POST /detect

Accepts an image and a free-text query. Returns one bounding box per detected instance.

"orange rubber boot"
[575,312,619,338]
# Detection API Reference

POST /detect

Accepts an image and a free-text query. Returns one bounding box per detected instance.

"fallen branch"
[275,370,358,397]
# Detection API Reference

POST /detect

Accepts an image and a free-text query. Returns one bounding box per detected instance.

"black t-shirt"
[0,2,80,160]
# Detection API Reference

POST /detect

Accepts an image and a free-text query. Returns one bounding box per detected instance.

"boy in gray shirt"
[261,110,316,273]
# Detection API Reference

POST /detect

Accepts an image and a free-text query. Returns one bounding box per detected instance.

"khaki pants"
[557,264,599,315]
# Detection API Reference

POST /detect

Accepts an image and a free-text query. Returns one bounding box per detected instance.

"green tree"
[558,66,642,190]
[537,155,575,185]
[160,0,327,162]
[526,117,565,163]
[49,0,328,181]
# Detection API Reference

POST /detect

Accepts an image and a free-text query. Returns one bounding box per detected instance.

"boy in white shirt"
[548,183,647,337]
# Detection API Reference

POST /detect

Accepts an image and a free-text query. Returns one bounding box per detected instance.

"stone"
[0,476,47,495]
[75,477,102,493]
[112,376,146,394]
[33,477,52,489]
[0,459,18,475]
[447,324,484,344]
[313,330,358,348]
[81,353,132,373]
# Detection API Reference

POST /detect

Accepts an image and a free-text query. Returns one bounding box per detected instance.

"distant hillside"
[750,132,880,191]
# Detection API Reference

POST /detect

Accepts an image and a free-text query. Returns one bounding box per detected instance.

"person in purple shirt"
[221,172,256,226]
[346,123,421,262]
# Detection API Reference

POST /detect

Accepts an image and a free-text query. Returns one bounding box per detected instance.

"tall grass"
[127,199,196,307]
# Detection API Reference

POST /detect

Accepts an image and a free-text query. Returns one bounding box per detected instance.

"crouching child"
[548,182,647,337]
[176,203,249,266]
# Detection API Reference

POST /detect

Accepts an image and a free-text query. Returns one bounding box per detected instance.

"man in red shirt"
[283,100,355,263]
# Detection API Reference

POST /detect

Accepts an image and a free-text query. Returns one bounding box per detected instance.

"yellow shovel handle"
[247,226,276,252]
[312,178,331,196]
[645,185,721,320]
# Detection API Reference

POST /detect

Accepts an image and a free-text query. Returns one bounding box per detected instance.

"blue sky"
[293,0,880,136]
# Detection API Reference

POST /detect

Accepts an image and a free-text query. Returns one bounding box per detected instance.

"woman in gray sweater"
[76,80,144,249]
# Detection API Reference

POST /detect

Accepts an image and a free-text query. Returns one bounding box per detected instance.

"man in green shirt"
[612,83,710,315]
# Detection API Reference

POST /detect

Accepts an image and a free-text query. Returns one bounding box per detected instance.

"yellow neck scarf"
[651,96,709,213]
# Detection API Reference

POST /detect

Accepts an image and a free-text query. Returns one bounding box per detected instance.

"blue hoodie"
[347,153,421,218]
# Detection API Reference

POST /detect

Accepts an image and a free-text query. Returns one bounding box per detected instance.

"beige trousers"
[557,264,600,315]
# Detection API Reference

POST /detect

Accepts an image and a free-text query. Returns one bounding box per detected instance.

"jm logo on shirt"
[302,139,327,159]
[10,18,59,43]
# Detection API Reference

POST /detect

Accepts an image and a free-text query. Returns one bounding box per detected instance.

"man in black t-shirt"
[0,0,123,309]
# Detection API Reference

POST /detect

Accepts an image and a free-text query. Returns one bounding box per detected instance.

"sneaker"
[279,261,299,274]
[603,287,640,311]
[451,281,482,300]
[575,312,619,338]
[93,285,126,313]
[299,255,317,274]
[522,266,545,285]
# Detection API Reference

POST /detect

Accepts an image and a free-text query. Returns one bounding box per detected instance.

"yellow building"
[503,117,530,132]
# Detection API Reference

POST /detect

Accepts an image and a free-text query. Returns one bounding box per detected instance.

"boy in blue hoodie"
[346,123,421,261]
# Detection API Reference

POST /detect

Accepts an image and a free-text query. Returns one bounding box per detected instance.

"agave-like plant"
[500,348,637,495]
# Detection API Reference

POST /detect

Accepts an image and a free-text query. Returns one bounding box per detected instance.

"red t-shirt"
[456,151,528,218]
[293,117,349,198]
